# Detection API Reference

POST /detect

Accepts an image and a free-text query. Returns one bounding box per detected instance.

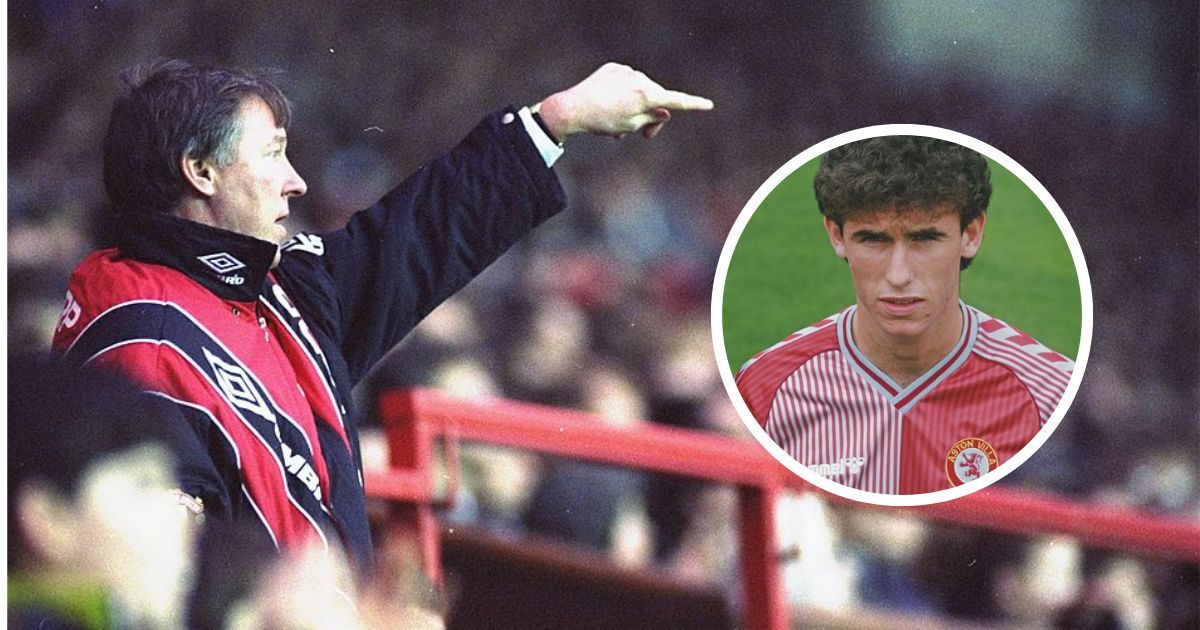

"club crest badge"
[946,437,999,486]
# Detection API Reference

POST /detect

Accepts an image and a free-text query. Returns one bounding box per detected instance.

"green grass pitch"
[721,157,1084,375]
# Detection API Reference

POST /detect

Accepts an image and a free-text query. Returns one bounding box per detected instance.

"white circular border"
[711,124,1093,507]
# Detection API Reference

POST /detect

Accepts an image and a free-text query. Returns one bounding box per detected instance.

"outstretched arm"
[536,62,713,140]
[279,63,711,383]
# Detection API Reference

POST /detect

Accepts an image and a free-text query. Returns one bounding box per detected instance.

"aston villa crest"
[946,437,999,486]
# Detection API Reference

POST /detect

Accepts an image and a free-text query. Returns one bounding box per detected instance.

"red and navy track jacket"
[52,109,566,567]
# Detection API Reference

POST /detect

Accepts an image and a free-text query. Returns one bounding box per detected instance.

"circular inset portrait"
[713,125,1091,506]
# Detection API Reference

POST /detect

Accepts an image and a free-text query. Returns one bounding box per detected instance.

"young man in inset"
[736,136,1074,495]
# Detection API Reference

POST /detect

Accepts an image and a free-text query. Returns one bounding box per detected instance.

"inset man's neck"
[851,303,965,389]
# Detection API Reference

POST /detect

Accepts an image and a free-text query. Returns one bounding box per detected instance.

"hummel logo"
[808,456,866,480]
[198,252,246,274]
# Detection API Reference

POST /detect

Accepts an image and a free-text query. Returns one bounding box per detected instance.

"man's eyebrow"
[850,228,890,240]
[907,227,947,239]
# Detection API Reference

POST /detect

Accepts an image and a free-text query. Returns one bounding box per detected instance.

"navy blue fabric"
[277,108,566,384]
[271,108,565,565]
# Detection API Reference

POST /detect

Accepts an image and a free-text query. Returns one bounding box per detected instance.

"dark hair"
[814,136,991,270]
[102,59,292,215]
[8,354,185,565]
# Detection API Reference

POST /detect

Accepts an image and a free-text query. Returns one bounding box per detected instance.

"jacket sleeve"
[276,107,567,385]
[52,272,237,522]
[141,391,236,520]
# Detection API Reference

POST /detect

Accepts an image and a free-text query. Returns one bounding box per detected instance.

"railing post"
[379,390,442,582]
[739,483,788,630]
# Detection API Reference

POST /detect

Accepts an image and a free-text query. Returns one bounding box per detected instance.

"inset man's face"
[824,206,984,344]
[208,97,307,262]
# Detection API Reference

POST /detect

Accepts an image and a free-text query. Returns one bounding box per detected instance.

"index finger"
[651,89,714,111]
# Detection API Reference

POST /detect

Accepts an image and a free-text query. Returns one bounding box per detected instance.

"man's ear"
[181,155,218,197]
[824,216,847,259]
[961,212,986,259]
[17,481,79,565]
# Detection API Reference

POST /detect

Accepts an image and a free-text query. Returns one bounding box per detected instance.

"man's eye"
[861,235,886,243]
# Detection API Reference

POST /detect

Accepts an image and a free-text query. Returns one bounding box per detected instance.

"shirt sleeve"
[518,106,565,167]
[276,107,568,385]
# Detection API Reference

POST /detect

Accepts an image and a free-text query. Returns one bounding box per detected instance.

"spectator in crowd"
[8,355,198,629]
[521,363,651,565]
[189,520,445,629]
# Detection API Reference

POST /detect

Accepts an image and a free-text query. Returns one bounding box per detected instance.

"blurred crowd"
[8,1,1197,628]
[9,356,447,629]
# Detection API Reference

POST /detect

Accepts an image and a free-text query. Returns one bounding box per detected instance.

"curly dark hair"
[814,136,991,270]
[103,59,292,215]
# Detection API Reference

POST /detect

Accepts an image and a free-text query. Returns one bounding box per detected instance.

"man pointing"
[52,60,711,566]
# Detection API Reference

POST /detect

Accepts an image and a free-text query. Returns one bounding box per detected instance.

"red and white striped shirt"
[735,302,1073,494]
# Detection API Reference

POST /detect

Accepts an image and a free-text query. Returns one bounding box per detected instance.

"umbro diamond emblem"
[197,252,247,274]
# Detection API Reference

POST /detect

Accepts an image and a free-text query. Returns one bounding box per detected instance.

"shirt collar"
[116,212,279,302]
[838,300,978,413]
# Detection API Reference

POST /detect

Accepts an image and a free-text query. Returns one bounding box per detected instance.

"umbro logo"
[198,252,247,274]
[281,442,323,502]
[203,347,275,422]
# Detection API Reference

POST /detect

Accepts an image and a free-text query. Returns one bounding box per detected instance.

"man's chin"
[869,310,931,340]
[879,321,924,338]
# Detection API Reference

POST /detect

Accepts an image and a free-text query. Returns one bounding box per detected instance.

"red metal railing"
[365,388,1200,630]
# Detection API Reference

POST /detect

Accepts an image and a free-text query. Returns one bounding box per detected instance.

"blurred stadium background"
[8,1,1197,628]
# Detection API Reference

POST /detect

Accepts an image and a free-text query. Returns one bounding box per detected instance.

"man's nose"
[284,161,307,198]
[885,245,914,287]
